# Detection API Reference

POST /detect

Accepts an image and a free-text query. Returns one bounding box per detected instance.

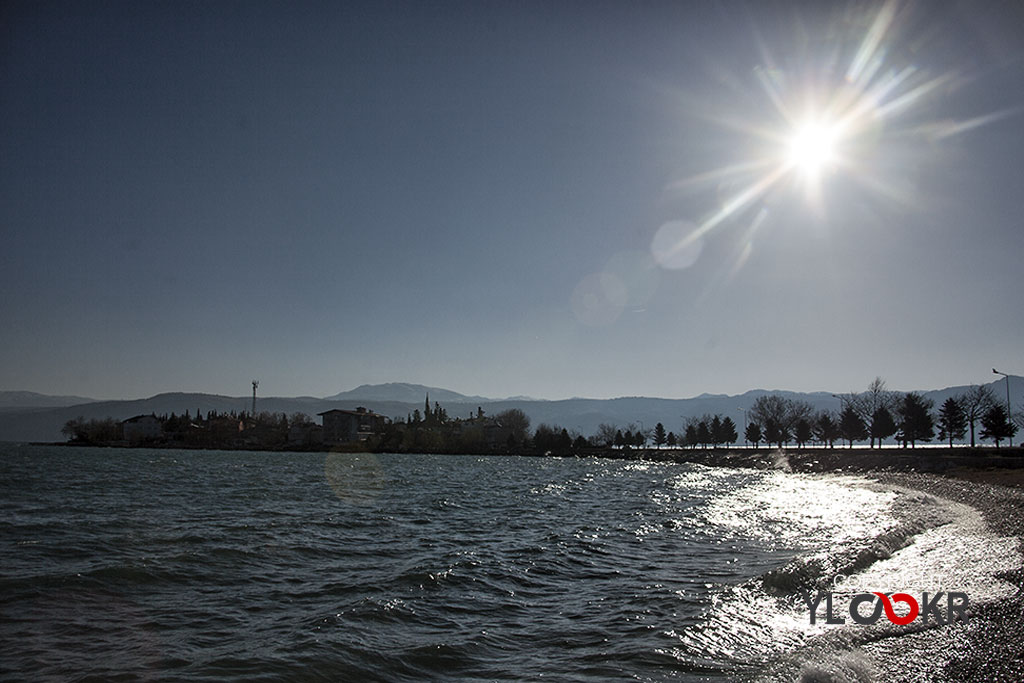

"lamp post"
[993,368,1013,447]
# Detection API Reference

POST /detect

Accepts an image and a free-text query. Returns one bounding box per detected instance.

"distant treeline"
[61,378,1019,452]
[62,409,316,449]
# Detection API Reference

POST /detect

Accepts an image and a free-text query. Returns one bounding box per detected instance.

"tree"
[710,416,723,447]
[794,418,812,448]
[980,404,1017,447]
[719,416,738,446]
[749,395,812,448]
[615,430,625,449]
[684,423,698,449]
[838,404,867,448]
[595,423,618,448]
[869,407,898,448]
[666,431,677,448]
[813,412,840,448]
[557,428,573,452]
[62,417,84,441]
[745,422,762,449]
[696,421,710,449]
[654,423,667,447]
[936,397,967,447]
[959,386,996,448]
[289,412,313,426]
[495,408,531,445]
[634,424,652,447]
[897,392,934,448]
[533,424,562,453]
[849,377,896,448]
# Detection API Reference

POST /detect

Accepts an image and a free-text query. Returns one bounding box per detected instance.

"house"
[318,407,389,444]
[122,414,161,443]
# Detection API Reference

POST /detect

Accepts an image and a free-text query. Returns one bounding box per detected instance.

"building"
[318,407,389,444]
[122,414,161,443]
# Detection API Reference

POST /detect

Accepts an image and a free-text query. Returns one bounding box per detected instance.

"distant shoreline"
[32,441,1024,482]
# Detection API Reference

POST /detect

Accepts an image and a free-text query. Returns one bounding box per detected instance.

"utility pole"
[252,380,259,417]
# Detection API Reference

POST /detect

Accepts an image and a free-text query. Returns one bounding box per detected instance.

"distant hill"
[1,377,1018,445]
[325,383,498,404]
[0,391,98,410]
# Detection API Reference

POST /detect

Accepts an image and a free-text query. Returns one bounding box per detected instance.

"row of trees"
[576,379,1017,451]
[734,379,1017,450]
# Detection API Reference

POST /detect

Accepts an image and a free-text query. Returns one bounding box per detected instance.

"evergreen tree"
[667,431,677,447]
[870,407,898,448]
[794,418,812,448]
[654,422,667,447]
[558,428,573,452]
[720,416,738,446]
[897,392,934,448]
[710,416,723,447]
[838,404,867,447]
[937,397,967,447]
[614,430,625,449]
[813,412,840,448]
[696,421,710,449]
[684,423,698,449]
[745,422,762,449]
[980,404,1017,447]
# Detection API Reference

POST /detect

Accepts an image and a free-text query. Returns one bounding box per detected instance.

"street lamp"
[993,368,1013,447]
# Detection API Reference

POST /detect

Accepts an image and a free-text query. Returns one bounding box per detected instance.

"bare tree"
[958,385,996,448]
[594,423,618,448]
[749,395,813,448]
[850,377,897,448]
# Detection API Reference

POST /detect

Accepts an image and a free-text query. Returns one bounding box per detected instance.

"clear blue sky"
[2,1,1022,400]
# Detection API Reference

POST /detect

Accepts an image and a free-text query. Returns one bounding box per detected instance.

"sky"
[2,0,1023,401]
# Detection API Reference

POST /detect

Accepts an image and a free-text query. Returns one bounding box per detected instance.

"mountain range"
[0,378,1019,444]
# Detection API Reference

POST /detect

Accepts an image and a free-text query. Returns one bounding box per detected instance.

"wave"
[760,517,931,595]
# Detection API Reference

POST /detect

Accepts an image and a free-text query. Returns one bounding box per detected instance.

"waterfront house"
[122,414,161,443]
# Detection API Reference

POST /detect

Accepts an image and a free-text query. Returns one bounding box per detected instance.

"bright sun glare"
[785,119,840,179]
[657,0,1008,274]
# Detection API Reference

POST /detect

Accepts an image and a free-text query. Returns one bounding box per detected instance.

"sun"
[785,118,840,179]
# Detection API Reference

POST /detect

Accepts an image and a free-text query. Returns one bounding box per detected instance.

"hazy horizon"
[3,1,1022,401]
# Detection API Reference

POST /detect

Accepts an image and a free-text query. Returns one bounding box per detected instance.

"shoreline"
[748,468,1024,681]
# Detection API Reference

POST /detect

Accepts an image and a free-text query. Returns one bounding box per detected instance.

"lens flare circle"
[651,220,704,270]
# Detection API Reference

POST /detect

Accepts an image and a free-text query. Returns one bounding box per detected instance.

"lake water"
[1,445,1017,681]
